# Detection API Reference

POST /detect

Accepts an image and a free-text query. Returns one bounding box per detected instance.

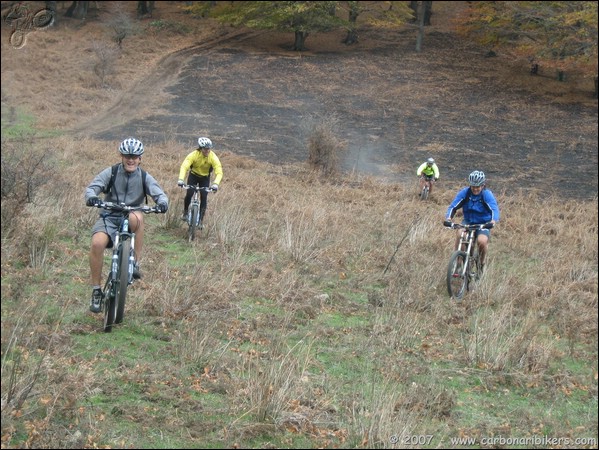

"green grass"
[1,106,62,139]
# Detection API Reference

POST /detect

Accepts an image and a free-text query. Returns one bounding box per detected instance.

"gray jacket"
[85,164,168,212]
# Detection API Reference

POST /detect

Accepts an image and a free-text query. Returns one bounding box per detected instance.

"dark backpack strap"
[141,169,147,204]
[103,164,120,194]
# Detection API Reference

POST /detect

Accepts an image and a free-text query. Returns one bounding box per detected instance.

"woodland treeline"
[5,1,598,94]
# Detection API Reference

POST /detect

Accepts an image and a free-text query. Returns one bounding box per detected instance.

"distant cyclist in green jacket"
[177,137,223,223]
[417,157,440,196]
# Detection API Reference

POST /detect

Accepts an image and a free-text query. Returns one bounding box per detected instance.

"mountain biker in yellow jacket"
[417,157,440,196]
[177,137,223,223]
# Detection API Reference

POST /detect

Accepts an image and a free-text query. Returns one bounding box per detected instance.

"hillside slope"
[1,1,597,198]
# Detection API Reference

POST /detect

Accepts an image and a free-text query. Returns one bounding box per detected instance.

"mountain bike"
[443,221,494,300]
[91,202,162,332]
[180,184,215,242]
[419,175,434,200]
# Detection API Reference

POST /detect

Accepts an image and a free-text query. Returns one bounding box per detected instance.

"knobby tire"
[188,204,199,242]
[114,239,130,324]
[421,185,429,201]
[447,250,468,300]
[103,277,116,332]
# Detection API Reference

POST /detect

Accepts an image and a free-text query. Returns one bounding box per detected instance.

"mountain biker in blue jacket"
[84,138,169,313]
[445,170,500,272]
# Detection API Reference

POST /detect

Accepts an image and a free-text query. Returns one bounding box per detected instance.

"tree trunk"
[293,30,309,51]
[73,1,88,20]
[410,1,432,25]
[415,1,425,52]
[343,1,359,45]
[137,1,148,16]
[423,1,432,26]
[64,1,76,17]
[343,29,358,45]
[409,1,418,22]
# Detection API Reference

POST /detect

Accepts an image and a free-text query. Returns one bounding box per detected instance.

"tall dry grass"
[1,135,597,447]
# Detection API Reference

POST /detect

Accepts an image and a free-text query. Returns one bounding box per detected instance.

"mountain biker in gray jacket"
[445,170,500,271]
[84,138,169,313]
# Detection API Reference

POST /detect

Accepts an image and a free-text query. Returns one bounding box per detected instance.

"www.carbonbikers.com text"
[450,435,597,447]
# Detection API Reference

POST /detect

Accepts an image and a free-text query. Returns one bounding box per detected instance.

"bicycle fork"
[456,232,474,277]
[127,235,136,284]
[111,233,120,282]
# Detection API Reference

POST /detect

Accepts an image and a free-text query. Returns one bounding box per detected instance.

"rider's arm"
[84,166,111,204]
[482,190,500,223]
[145,172,169,207]
[433,164,440,179]
[416,162,425,176]
[445,187,469,220]
[178,152,196,181]
[210,153,223,185]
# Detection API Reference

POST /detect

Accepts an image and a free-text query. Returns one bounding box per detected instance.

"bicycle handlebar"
[91,202,164,214]
[443,221,494,230]
[180,184,215,192]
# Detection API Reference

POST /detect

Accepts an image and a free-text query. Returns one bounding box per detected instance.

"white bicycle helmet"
[468,170,486,186]
[119,138,144,156]
[427,157,435,165]
[197,137,213,149]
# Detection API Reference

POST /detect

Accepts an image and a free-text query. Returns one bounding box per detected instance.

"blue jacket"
[446,187,500,224]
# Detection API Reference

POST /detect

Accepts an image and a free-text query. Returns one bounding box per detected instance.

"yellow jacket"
[416,162,439,179]
[178,150,223,185]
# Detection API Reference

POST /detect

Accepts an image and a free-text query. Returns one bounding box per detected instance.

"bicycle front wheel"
[188,204,199,242]
[103,277,116,332]
[114,239,130,325]
[421,185,429,200]
[447,251,468,300]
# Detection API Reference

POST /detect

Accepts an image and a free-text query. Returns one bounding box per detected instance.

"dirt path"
[71,28,265,136]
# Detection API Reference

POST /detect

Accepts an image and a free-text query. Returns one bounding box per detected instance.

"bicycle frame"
[420,175,434,200]
[181,184,214,242]
[93,202,160,332]
[444,222,493,300]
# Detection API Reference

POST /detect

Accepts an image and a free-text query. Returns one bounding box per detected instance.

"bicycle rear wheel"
[103,278,116,332]
[447,251,468,300]
[114,239,130,324]
[188,204,199,242]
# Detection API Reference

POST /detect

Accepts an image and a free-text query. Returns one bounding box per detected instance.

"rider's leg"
[199,189,208,223]
[90,231,110,286]
[183,188,193,215]
[477,233,490,267]
[129,212,145,263]
[196,175,210,222]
